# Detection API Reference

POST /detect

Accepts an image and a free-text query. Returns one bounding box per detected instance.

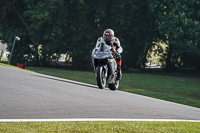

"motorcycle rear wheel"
[96,66,106,89]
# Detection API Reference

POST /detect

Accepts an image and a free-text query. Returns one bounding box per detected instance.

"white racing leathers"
[94,37,123,54]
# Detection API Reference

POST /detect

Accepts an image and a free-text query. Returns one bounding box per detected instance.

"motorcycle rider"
[94,29,123,80]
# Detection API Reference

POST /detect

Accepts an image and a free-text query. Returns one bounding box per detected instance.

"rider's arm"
[114,38,123,54]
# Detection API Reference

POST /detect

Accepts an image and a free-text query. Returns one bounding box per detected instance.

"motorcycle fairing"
[92,43,113,60]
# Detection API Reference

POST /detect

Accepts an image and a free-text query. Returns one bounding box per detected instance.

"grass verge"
[29,67,200,108]
[0,121,200,133]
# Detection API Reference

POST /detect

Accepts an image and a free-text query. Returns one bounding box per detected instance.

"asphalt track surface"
[0,66,200,120]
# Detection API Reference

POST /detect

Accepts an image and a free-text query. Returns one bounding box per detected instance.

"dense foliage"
[0,0,200,70]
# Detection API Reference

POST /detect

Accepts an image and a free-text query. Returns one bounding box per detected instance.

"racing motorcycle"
[91,43,119,90]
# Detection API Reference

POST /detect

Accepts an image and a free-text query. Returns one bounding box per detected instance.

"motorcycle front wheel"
[108,80,119,91]
[96,66,106,89]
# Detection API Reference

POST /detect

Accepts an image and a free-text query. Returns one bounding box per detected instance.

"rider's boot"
[117,66,122,80]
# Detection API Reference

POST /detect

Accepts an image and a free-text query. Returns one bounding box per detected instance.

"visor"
[103,35,112,41]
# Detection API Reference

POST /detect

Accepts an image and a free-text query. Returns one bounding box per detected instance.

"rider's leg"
[116,55,122,80]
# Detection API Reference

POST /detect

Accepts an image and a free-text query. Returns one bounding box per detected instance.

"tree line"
[0,0,200,71]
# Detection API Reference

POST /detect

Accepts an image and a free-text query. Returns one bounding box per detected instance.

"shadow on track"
[31,74,98,89]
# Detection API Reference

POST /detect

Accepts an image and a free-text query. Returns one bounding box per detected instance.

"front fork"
[103,65,108,79]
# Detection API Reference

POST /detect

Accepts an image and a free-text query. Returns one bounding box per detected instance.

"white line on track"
[0,119,200,122]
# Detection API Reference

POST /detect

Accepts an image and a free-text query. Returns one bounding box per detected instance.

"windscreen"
[92,43,112,59]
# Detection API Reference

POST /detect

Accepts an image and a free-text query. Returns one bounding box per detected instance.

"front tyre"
[96,66,106,89]
[108,80,119,91]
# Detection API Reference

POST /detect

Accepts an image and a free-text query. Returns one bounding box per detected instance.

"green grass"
[0,58,8,62]
[0,121,200,133]
[29,67,200,108]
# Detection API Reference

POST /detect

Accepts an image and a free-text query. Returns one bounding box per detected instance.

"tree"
[148,0,200,70]
[0,0,31,65]
[1,0,200,71]
[108,0,157,69]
